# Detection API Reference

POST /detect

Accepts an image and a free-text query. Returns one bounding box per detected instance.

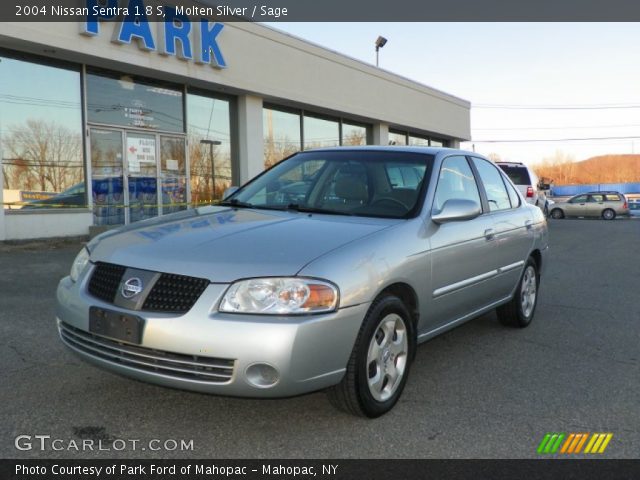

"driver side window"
[433,156,481,214]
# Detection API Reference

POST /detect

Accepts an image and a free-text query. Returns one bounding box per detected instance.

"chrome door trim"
[498,260,525,274]
[433,269,498,298]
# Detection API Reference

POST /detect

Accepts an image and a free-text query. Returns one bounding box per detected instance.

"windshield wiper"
[219,199,254,208]
[284,204,354,216]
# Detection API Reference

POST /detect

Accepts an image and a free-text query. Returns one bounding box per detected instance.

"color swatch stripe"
[598,434,613,453]
[574,433,589,453]
[538,433,612,454]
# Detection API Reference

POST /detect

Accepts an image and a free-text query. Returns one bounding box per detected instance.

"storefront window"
[263,107,301,169]
[1,56,83,209]
[409,134,430,146]
[303,115,339,150]
[186,93,232,204]
[431,139,445,147]
[342,122,368,146]
[388,131,407,146]
[87,70,184,133]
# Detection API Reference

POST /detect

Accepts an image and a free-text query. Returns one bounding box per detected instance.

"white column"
[371,122,389,146]
[237,95,264,184]
[449,139,461,149]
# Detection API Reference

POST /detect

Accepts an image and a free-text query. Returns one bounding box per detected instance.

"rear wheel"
[497,257,539,328]
[602,209,616,220]
[327,295,415,417]
[550,208,564,219]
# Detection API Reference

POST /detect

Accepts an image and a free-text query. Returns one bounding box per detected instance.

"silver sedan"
[57,147,548,417]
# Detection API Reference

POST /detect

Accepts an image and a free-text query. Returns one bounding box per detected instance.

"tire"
[327,294,415,418]
[550,208,564,219]
[497,257,539,328]
[602,209,616,220]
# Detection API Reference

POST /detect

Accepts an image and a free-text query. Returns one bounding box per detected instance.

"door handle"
[525,220,533,230]
[484,228,495,240]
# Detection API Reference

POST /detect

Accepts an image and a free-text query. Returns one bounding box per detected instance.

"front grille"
[142,273,209,313]
[86,262,209,314]
[88,263,126,303]
[59,322,235,383]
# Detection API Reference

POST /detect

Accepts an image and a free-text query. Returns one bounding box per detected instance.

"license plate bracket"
[89,307,145,344]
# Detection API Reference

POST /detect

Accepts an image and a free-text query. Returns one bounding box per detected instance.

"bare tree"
[2,119,82,193]
[486,152,502,163]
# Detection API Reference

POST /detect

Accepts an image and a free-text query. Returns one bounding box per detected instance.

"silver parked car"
[57,147,548,417]
[549,191,629,220]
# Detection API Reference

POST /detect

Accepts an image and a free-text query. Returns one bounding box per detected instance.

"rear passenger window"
[505,180,521,208]
[471,158,511,211]
[433,156,481,214]
[589,194,604,202]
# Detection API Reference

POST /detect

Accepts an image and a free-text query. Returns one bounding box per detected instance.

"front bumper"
[56,274,369,397]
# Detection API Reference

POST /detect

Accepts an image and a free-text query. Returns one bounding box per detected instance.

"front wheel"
[327,295,415,417]
[602,209,616,220]
[497,257,539,328]
[550,208,564,219]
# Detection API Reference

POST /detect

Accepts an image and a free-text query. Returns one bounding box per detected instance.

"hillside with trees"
[533,153,640,184]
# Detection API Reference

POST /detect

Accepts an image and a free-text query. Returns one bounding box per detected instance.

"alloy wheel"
[366,313,408,402]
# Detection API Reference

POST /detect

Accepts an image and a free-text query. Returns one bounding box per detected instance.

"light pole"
[375,36,388,67]
[200,139,221,200]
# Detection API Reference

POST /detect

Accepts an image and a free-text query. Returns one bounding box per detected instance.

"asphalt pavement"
[1,218,638,459]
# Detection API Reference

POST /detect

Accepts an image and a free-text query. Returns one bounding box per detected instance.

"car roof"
[582,191,623,195]
[301,145,469,156]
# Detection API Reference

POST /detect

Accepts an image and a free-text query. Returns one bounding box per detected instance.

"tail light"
[623,201,628,209]
[526,186,534,198]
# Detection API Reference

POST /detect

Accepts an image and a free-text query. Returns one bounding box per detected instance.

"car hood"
[89,206,397,282]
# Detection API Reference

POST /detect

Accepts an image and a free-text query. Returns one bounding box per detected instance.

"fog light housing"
[245,363,280,388]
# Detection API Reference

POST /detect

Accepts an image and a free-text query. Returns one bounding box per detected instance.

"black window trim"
[468,156,514,213]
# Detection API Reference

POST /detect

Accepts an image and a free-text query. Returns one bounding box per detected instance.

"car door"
[564,194,588,217]
[470,157,534,299]
[586,194,604,217]
[427,155,497,325]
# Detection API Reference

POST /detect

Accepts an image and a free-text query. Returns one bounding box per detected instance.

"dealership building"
[0,16,471,241]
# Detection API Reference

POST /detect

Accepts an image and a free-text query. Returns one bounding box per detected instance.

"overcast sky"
[267,23,640,165]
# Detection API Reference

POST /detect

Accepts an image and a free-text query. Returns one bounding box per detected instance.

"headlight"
[219,277,338,315]
[70,247,90,283]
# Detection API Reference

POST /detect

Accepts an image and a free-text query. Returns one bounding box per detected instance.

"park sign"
[80,0,226,68]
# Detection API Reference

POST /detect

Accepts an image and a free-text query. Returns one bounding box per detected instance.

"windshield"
[224,150,433,218]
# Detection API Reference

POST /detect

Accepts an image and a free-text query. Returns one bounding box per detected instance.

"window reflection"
[388,131,407,146]
[263,107,301,169]
[87,70,184,133]
[1,56,84,209]
[409,135,430,146]
[187,93,232,204]
[303,115,339,149]
[342,123,368,146]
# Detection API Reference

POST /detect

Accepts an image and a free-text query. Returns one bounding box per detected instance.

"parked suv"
[496,162,549,216]
[549,191,629,220]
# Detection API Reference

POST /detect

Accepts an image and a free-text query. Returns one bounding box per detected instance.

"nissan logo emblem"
[121,277,143,299]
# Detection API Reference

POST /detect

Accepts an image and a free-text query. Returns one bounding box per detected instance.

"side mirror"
[222,186,239,199]
[432,199,482,224]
